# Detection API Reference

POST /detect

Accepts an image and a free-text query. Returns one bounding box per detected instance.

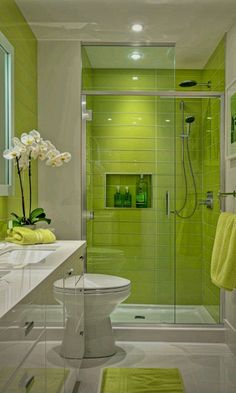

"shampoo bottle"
[123,186,132,208]
[136,174,148,208]
[114,186,123,207]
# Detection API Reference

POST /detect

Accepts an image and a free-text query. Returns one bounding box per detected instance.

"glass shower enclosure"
[81,44,224,325]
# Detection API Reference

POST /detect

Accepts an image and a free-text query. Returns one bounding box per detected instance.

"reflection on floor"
[78,342,236,393]
[111,304,216,324]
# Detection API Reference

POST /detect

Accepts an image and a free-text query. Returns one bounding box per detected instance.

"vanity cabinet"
[0,242,85,393]
[0,281,46,392]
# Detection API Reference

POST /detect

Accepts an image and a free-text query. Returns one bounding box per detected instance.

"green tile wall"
[202,37,225,322]
[0,0,38,238]
[175,97,204,309]
[87,93,176,307]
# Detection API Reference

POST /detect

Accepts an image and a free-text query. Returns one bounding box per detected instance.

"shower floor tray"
[111,304,217,324]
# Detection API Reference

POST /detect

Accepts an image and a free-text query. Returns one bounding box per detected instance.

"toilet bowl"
[53,273,131,359]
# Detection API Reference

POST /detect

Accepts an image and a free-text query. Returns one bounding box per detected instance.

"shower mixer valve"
[198,191,213,209]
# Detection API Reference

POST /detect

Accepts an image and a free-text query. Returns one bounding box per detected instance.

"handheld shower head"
[185,116,195,137]
[179,80,211,88]
[185,116,195,124]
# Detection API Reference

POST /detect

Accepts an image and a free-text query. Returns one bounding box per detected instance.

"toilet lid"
[84,274,130,290]
[53,273,130,292]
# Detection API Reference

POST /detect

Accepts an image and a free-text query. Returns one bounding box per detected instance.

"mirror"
[0,31,14,195]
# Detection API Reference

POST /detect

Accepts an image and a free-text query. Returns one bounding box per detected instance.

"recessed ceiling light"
[129,51,143,61]
[131,23,143,32]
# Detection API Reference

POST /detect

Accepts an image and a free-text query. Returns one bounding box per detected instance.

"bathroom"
[0,0,236,392]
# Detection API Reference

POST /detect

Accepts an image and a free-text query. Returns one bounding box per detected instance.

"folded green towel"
[211,212,236,291]
[6,227,56,245]
[100,368,184,393]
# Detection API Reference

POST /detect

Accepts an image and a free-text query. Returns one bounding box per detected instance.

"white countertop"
[0,240,86,318]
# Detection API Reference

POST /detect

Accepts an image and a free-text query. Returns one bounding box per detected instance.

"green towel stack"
[100,368,185,393]
[211,212,236,291]
[6,227,56,245]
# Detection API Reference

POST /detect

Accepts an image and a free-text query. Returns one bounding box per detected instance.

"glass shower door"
[84,94,176,324]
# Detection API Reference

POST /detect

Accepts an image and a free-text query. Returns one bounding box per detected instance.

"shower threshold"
[111,304,225,343]
[111,304,217,324]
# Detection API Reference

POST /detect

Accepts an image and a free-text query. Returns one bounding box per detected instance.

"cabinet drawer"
[2,334,46,393]
[0,292,45,392]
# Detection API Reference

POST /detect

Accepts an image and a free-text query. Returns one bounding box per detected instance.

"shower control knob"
[199,191,213,209]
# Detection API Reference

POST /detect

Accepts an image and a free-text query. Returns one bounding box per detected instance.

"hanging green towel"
[6,227,56,245]
[211,212,236,291]
[100,368,184,393]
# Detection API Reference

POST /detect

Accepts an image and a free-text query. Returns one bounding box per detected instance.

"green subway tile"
[92,126,156,138]
[92,112,156,126]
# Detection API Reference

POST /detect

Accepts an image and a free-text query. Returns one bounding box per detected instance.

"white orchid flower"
[38,151,47,161]
[30,144,40,159]
[12,137,27,153]
[59,152,71,163]
[46,148,60,159]
[46,152,71,167]
[21,132,35,146]
[39,140,49,152]
[46,156,63,167]
[45,140,56,151]
[3,146,21,160]
[29,129,41,143]
[19,152,29,170]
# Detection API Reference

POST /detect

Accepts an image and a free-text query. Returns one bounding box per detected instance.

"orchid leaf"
[10,212,20,219]
[29,208,44,221]
[12,220,22,227]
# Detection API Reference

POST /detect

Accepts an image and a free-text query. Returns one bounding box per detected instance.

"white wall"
[38,41,82,240]
[225,22,236,354]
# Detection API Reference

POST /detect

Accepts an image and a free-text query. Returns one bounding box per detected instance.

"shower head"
[185,116,195,124]
[185,116,195,137]
[179,80,211,88]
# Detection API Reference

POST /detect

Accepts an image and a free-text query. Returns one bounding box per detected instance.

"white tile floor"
[78,342,236,393]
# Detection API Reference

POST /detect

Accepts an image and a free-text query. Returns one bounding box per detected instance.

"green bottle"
[123,186,132,208]
[136,174,148,208]
[114,186,123,207]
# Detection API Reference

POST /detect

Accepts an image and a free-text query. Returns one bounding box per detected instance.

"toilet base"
[84,317,116,358]
[60,317,84,359]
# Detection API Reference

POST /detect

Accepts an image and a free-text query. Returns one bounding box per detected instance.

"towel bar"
[218,190,236,198]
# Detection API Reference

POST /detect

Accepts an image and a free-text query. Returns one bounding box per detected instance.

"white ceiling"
[16,0,236,69]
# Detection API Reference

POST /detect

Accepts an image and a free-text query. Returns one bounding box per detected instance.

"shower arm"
[218,190,236,198]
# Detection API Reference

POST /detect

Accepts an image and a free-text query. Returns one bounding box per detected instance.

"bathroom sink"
[0,247,56,267]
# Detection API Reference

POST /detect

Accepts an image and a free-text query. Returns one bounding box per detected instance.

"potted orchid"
[3,129,71,227]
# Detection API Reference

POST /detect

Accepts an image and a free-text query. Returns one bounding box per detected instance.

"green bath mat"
[100,368,184,393]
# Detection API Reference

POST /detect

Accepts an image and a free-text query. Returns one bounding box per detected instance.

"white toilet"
[53,273,131,358]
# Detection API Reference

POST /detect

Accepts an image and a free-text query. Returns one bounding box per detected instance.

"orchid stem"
[16,156,26,221]
[28,153,32,218]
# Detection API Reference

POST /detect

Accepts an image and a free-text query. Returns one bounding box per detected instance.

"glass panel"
[82,45,175,91]
[175,97,221,324]
[85,94,175,324]
[0,45,6,185]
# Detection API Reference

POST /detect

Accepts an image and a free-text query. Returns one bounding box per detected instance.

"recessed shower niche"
[105,173,152,208]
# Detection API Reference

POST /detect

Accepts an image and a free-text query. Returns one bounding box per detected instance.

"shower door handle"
[165,191,170,217]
